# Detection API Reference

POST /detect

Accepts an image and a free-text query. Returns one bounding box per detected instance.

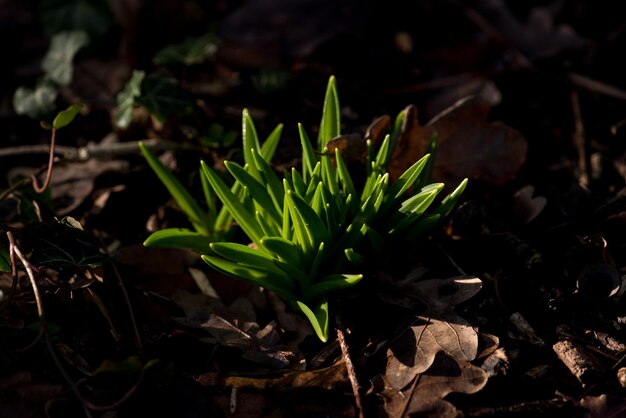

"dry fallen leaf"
[380,352,488,418]
[388,96,527,187]
[405,353,489,417]
[386,275,482,390]
[172,289,294,368]
[197,314,293,368]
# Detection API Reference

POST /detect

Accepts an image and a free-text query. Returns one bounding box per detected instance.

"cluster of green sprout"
[140,77,466,341]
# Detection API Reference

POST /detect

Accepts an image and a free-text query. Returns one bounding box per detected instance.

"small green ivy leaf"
[42,30,89,86]
[40,0,114,39]
[153,33,219,66]
[115,70,145,129]
[13,83,58,119]
[53,104,82,129]
[138,74,194,122]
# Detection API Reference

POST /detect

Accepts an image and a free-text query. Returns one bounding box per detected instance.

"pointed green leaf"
[310,242,325,280]
[374,134,391,168]
[390,184,443,234]
[225,161,282,226]
[242,109,261,179]
[320,187,340,239]
[297,299,329,342]
[344,248,364,264]
[273,259,310,288]
[256,210,280,237]
[260,123,283,161]
[432,178,468,218]
[310,182,326,219]
[200,166,218,227]
[261,237,302,267]
[305,274,363,302]
[287,190,331,246]
[281,190,292,240]
[143,228,212,253]
[201,161,263,245]
[291,168,307,198]
[386,154,430,202]
[318,76,340,150]
[140,142,209,235]
[210,242,293,288]
[388,107,406,156]
[284,183,312,252]
[251,149,284,214]
[321,149,339,196]
[214,181,243,234]
[202,255,294,301]
[299,124,318,182]
[335,148,356,199]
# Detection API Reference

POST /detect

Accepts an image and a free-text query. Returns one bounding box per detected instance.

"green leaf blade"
[143,228,212,254]
[53,103,82,129]
[318,76,340,150]
[140,142,210,235]
[297,300,329,342]
[202,255,294,301]
[201,161,264,246]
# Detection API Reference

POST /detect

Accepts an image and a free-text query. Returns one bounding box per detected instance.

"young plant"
[200,76,467,341]
[139,110,282,254]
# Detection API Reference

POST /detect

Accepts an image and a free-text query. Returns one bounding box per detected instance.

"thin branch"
[571,90,589,188]
[110,262,142,350]
[0,138,201,162]
[336,328,364,418]
[7,232,46,351]
[0,229,19,313]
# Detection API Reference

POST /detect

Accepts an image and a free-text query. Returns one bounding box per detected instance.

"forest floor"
[2,0,626,417]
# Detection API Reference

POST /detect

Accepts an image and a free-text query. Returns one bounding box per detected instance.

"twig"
[31,128,57,193]
[571,90,589,188]
[0,229,19,312]
[336,328,364,418]
[383,72,495,95]
[110,262,142,350]
[0,138,201,162]
[569,72,626,102]
[7,232,45,351]
[435,242,467,276]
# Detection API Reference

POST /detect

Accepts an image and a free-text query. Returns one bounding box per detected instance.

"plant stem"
[31,128,57,193]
